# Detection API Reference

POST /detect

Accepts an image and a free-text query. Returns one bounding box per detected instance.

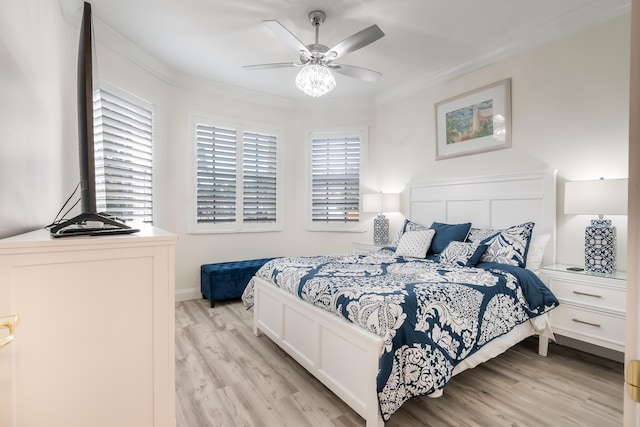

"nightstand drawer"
[540,264,626,354]
[549,277,625,312]
[550,304,625,350]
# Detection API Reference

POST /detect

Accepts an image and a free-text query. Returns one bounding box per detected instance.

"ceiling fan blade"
[327,25,384,60]
[263,20,310,56]
[331,64,382,82]
[243,62,303,70]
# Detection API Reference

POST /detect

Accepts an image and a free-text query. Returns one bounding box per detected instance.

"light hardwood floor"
[176,298,624,427]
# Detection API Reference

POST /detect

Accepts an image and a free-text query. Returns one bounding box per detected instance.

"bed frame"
[252,169,557,426]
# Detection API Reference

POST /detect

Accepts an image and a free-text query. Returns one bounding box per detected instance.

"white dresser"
[540,264,626,353]
[0,227,177,427]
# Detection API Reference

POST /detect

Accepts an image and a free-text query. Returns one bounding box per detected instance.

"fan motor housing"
[306,43,329,58]
[308,10,326,26]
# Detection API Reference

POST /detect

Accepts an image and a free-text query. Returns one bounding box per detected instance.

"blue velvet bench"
[200,258,275,308]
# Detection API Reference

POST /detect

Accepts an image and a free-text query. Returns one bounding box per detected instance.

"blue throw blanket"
[242,249,558,421]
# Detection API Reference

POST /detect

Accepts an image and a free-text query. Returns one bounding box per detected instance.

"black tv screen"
[49,2,138,237]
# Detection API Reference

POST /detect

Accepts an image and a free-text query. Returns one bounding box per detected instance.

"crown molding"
[59,0,375,111]
[375,0,631,106]
[60,0,630,110]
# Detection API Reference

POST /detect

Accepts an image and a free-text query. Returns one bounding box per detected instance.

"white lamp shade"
[564,178,628,215]
[363,193,400,213]
[382,193,400,212]
[363,193,382,213]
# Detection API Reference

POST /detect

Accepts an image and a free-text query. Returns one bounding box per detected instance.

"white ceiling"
[59,0,630,107]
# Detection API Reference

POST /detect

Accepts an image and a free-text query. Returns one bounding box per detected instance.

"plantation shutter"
[311,135,361,223]
[243,131,277,223]
[94,89,154,223]
[195,124,237,223]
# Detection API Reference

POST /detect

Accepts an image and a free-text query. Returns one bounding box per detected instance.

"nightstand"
[352,241,387,254]
[539,264,626,353]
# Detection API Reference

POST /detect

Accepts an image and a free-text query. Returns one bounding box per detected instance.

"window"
[94,85,154,224]
[242,131,278,223]
[194,124,237,224]
[307,128,366,231]
[191,113,281,233]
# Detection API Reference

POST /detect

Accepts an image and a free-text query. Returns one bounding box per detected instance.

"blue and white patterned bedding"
[242,248,558,421]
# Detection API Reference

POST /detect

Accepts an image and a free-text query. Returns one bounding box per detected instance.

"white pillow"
[526,233,551,272]
[395,229,435,258]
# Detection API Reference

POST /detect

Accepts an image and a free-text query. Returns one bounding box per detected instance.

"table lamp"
[363,192,400,245]
[564,177,628,274]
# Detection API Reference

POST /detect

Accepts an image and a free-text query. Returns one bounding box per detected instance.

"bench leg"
[201,293,216,308]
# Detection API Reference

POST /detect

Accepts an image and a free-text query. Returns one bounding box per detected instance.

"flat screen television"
[49,2,138,237]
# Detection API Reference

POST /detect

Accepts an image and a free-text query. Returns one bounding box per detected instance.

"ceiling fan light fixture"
[295,63,336,97]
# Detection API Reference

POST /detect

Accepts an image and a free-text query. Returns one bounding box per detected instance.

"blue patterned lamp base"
[373,214,389,245]
[584,219,616,274]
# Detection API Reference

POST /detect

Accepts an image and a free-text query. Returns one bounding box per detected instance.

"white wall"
[0,4,630,299]
[375,13,630,270]
[0,0,76,238]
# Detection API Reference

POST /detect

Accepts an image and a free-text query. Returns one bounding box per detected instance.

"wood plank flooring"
[175,299,624,427]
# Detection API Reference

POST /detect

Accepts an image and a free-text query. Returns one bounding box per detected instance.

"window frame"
[94,81,156,225]
[305,127,367,232]
[189,112,283,234]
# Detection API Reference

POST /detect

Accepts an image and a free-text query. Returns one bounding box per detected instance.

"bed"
[242,169,559,426]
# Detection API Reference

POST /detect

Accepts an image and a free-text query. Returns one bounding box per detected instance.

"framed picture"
[435,78,511,160]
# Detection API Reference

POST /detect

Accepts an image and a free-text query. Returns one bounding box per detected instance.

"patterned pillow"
[479,222,535,267]
[395,229,435,258]
[438,241,488,267]
[391,219,429,248]
[466,227,499,244]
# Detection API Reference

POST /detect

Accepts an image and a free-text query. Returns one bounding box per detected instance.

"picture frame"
[435,78,511,160]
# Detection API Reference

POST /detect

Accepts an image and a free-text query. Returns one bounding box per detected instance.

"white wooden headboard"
[407,169,557,266]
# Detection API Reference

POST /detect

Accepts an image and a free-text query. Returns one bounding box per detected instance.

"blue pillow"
[428,222,472,254]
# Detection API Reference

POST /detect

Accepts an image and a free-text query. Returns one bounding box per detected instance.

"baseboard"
[175,287,201,302]
[554,335,624,363]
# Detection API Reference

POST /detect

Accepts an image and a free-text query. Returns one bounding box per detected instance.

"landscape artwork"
[445,99,493,145]
[435,79,511,160]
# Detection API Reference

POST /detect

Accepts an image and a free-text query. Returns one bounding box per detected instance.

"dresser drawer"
[549,277,625,312]
[550,304,625,350]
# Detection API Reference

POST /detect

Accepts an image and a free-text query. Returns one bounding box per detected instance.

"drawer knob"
[627,360,640,403]
[572,318,601,328]
[572,291,602,298]
[0,314,19,350]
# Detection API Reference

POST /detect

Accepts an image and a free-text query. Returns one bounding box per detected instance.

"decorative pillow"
[428,222,472,254]
[525,233,551,273]
[390,228,403,248]
[466,227,499,244]
[395,229,435,258]
[391,219,429,247]
[480,222,535,267]
[438,241,488,267]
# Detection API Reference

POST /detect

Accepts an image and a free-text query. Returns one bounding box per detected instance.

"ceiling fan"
[243,10,385,97]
